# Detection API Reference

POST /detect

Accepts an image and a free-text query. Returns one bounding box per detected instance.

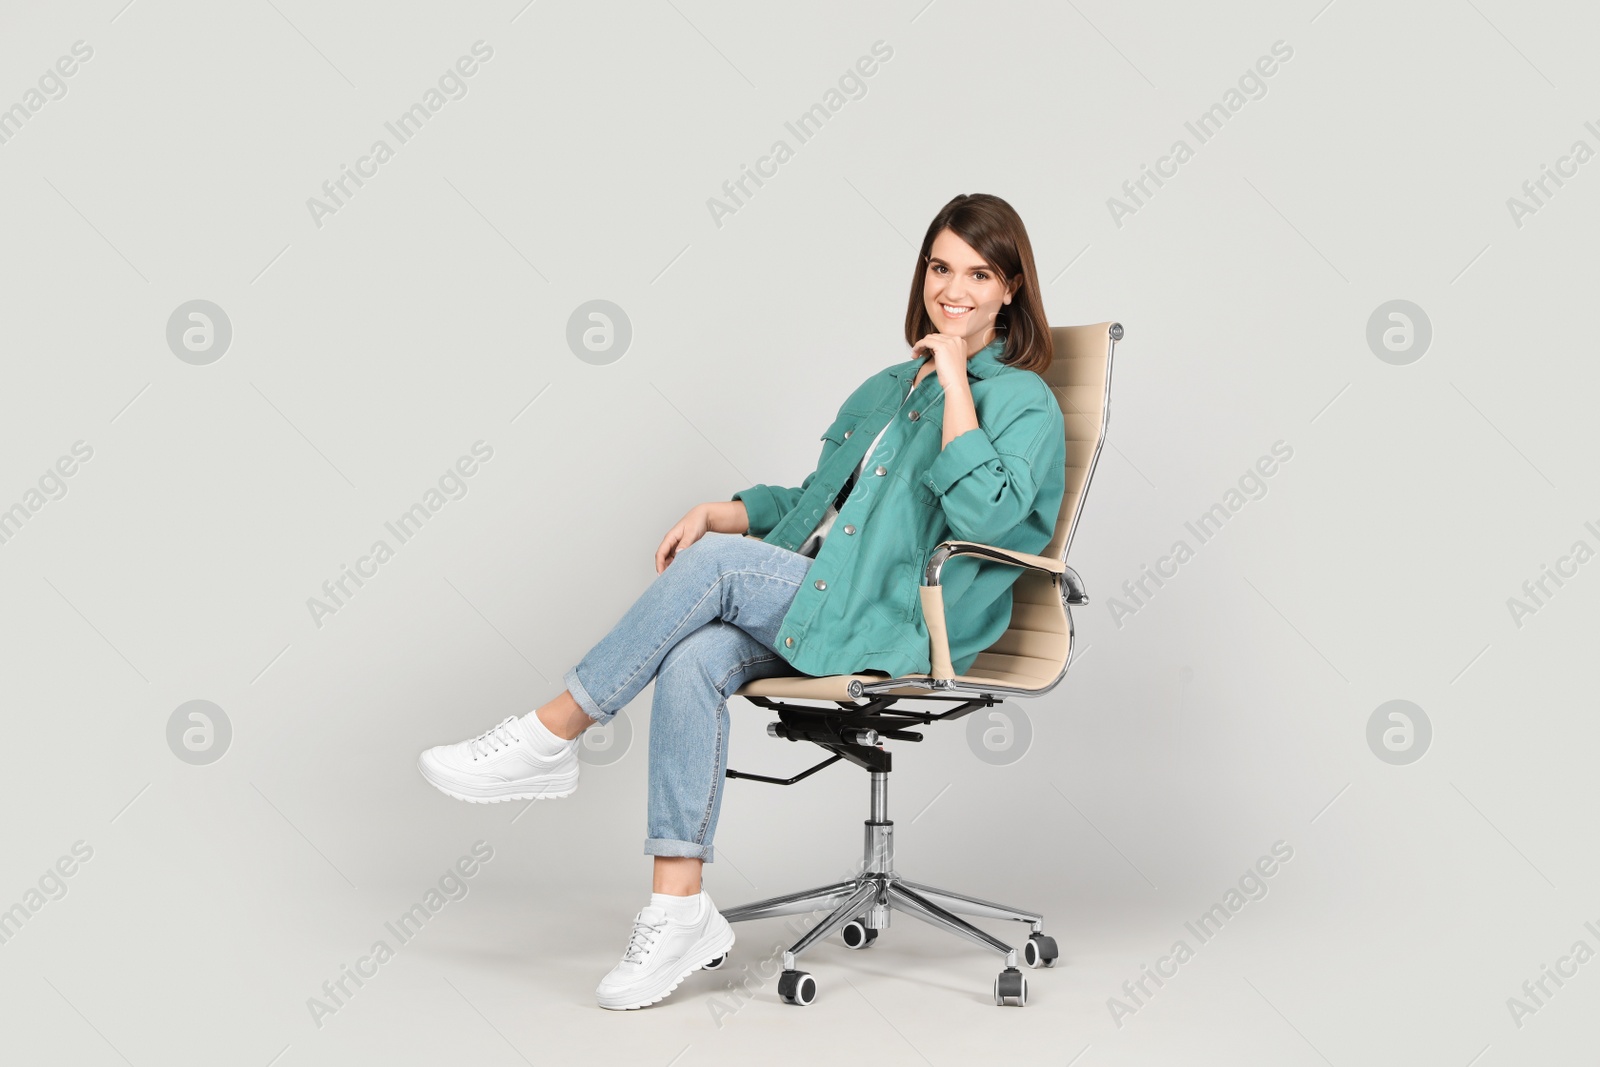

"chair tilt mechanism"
[724,321,1123,1008]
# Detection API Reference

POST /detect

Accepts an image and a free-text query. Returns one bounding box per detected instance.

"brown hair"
[902,193,1052,374]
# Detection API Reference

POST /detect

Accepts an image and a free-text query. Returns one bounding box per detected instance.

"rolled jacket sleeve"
[923,398,1064,547]
[731,482,801,540]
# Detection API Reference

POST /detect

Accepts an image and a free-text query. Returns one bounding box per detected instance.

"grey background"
[2,0,1596,1064]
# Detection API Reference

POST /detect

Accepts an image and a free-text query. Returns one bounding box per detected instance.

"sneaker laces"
[468,716,521,760]
[620,910,667,965]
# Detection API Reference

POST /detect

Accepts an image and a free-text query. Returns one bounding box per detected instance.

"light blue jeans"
[562,531,815,862]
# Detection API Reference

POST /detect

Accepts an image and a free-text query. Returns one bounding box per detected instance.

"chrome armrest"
[924,541,1087,601]
[1062,565,1088,605]
[923,540,1066,585]
[917,541,1087,683]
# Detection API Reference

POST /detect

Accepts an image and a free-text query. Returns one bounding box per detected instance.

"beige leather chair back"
[1042,322,1120,561]
[960,322,1119,690]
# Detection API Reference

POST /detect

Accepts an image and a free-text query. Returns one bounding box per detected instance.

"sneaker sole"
[416,753,578,803]
[597,923,736,1011]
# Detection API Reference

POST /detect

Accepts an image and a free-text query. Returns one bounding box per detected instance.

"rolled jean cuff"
[562,665,612,727]
[645,837,715,862]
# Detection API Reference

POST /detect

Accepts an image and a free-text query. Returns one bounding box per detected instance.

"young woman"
[417,192,1067,1010]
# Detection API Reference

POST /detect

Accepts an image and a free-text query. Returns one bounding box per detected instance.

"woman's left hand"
[912,332,974,389]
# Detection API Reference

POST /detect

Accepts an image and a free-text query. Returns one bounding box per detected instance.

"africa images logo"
[305,41,494,229]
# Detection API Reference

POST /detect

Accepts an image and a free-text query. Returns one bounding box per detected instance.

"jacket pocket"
[912,478,942,511]
[820,411,863,445]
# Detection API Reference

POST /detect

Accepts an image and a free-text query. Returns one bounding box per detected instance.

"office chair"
[721,321,1122,1007]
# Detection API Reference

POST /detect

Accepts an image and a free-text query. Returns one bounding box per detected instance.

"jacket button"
[908,410,920,421]
[843,524,855,535]
[875,465,886,476]
[814,579,826,590]
[843,429,852,439]
[784,636,794,647]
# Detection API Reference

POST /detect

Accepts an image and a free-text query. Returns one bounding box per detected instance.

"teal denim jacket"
[731,337,1066,679]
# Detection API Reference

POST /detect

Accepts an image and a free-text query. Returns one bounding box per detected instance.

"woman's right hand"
[656,505,712,574]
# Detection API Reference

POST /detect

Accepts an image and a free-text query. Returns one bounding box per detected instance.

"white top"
[796,375,920,559]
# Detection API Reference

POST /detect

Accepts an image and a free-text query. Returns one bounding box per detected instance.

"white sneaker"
[596,893,735,1010]
[417,714,578,803]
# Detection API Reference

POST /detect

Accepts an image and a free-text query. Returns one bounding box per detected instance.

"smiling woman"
[417,192,1065,1012]
[727,194,1063,678]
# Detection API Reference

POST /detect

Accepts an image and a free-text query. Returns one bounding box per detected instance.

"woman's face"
[921,227,1014,354]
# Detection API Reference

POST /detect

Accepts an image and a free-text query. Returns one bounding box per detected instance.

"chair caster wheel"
[704,954,727,970]
[778,969,817,1006]
[1023,934,1059,968]
[841,919,878,949]
[993,967,1028,1006]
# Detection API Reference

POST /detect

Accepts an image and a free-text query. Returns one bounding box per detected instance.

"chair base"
[720,769,1059,1005]
[722,870,1047,971]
